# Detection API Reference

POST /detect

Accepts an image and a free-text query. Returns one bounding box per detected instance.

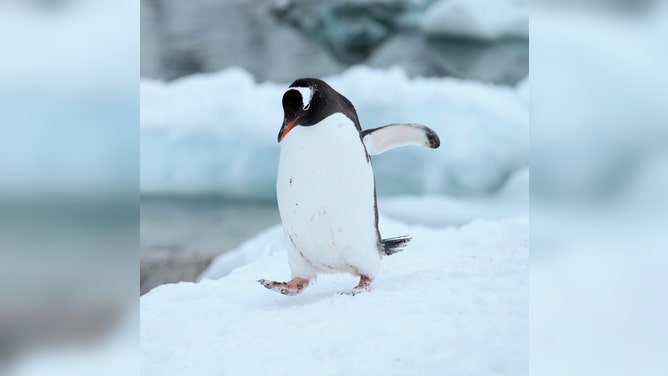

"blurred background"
[0,1,138,375]
[1,0,666,374]
[139,0,530,294]
[530,2,668,375]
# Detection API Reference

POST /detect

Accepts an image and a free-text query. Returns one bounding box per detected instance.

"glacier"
[422,0,529,41]
[141,66,528,200]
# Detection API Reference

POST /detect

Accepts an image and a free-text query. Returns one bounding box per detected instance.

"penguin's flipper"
[361,123,440,156]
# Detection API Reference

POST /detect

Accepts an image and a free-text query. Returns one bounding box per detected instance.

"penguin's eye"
[304,103,310,111]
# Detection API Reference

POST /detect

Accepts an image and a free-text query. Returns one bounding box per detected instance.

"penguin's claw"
[258,279,274,289]
[338,275,373,296]
[258,277,309,296]
[337,286,371,296]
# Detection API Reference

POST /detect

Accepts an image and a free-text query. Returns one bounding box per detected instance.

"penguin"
[259,78,440,296]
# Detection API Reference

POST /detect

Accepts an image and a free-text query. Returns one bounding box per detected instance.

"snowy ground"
[141,213,528,375]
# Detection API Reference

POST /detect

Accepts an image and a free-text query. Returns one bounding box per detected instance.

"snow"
[141,66,528,199]
[141,214,528,375]
[198,225,283,282]
[421,0,529,41]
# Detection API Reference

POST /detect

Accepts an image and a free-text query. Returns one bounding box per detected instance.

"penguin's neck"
[280,112,366,162]
[277,112,373,201]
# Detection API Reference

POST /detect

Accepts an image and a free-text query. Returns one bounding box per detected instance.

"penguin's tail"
[380,236,411,256]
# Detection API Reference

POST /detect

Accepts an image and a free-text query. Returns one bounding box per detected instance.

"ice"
[141,0,528,84]
[140,0,343,82]
[270,0,420,64]
[140,66,528,199]
[142,214,528,375]
[422,0,529,40]
[379,167,528,227]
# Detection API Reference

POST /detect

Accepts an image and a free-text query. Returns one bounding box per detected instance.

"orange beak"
[278,117,299,142]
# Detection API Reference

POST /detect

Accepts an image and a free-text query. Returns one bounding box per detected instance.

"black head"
[278,78,361,142]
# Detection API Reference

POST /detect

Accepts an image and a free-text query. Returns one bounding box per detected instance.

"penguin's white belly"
[277,113,380,276]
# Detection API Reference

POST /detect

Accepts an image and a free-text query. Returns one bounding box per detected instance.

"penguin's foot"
[258,277,309,296]
[338,275,373,296]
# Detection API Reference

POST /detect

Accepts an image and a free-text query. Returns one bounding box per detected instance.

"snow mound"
[422,0,529,41]
[141,66,528,199]
[198,225,284,281]
[141,215,529,375]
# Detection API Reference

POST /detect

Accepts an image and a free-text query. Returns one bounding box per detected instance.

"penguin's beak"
[278,116,299,142]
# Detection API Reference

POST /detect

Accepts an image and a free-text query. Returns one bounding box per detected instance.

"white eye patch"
[288,86,313,110]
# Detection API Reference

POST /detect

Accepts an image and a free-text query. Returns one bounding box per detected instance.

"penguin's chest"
[277,113,379,271]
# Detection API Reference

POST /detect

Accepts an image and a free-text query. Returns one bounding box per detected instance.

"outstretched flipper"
[361,123,440,156]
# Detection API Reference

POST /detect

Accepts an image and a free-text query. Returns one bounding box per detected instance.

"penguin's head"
[278,78,360,142]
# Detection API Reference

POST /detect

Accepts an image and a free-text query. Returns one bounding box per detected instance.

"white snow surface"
[142,214,528,375]
[140,66,528,199]
[422,0,529,40]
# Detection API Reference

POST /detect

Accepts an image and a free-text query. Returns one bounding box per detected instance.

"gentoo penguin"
[259,78,440,296]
